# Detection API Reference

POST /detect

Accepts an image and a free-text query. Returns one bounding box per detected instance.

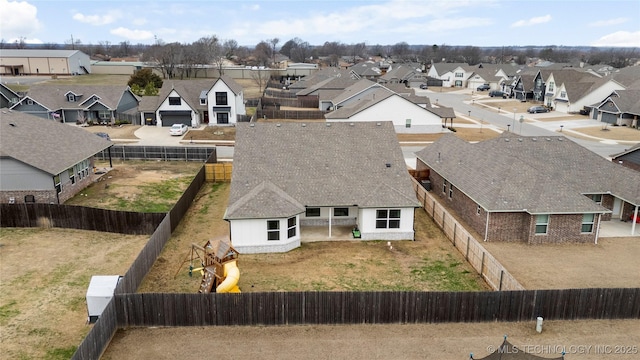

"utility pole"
[71,34,74,50]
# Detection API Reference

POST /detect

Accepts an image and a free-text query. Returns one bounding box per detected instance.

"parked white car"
[169,123,188,136]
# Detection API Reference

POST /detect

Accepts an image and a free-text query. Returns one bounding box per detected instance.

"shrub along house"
[415,133,640,243]
[0,110,112,204]
[225,121,420,254]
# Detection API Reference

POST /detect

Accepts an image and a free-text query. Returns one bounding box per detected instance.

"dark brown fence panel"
[71,298,118,360]
[96,145,216,162]
[115,289,640,328]
[169,166,205,232]
[0,203,164,235]
[114,215,172,294]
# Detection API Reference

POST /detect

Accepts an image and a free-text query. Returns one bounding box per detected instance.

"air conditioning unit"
[420,180,431,191]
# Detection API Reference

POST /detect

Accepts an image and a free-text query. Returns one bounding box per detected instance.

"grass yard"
[0,228,149,360]
[565,125,640,142]
[139,181,489,293]
[65,160,203,212]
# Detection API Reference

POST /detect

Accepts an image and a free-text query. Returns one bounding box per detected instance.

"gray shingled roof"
[0,110,111,175]
[415,133,640,213]
[17,84,135,111]
[157,79,215,111]
[226,122,420,220]
[0,49,82,58]
[602,90,640,115]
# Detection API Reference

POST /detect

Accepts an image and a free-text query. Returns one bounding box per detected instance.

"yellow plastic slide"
[215,260,241,293]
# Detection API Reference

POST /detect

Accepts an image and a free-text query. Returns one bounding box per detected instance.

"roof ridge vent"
[532,138,537,141]
[301,123,306,127]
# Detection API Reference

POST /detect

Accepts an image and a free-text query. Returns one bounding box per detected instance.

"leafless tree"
[254,41,272,66]
[269,38,279,65]
[251,69,271,94]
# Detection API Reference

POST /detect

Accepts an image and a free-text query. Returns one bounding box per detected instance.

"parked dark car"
[579,108,590,115]
[527,106,550,114]
[95,132,111,141]
[489,90,507,98]
[476,84,490,91]
[419,84,428,89]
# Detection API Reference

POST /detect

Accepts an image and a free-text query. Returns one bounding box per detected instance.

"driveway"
[132,125,235,159]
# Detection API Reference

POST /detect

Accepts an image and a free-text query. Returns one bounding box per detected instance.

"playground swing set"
[174,237,241,293]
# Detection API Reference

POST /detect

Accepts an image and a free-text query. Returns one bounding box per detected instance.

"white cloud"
[110,27,154,41]
[132,18,147,26]
[242,4,259,11]
[0,0,42,39]
[511,15,552,28]
[591,31,640,47]
[589,17,628,28]
[73,10,121,26]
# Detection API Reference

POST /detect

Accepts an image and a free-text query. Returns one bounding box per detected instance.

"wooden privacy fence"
[411,179,525,291]
[0,203,164,235]
[115,288,640,327]
[205,163,232,182]
[95,145,216,162]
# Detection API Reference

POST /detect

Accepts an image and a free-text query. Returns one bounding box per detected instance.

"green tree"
[127,68,163,92]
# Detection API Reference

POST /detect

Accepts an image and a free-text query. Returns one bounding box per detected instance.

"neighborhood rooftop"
[226,121,420,220]
[415,133,640,214]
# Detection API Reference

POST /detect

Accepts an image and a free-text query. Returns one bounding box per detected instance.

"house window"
[217,113,229,124]
[305,208,320,217]
[98,110,110,119]
[26,99,34,105]
[67,94,75,102]
[477,205,481,215]
[267,220,280,241]
[560,91,566,98]
[405,119,411,128]
[590,194,602,205]
[200,98,206,105]
[215,92,228,105]
[54,175,62,193]
[535,214,549,234]
[24,195,35,203]
[455,72,463,78]
[581,213,595,233]
[334,208,349,217]
[169,97,181,105]
[287,217,296,238]
[68,168,75,185]
[443,179,448,193]
[448,183,453,199]
[376,209,401,229]
[548,82,554,91]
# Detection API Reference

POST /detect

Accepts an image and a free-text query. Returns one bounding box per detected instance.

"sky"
[1,0,639,48]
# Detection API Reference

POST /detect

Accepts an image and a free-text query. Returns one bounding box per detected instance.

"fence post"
[432,200,436,217]
[466,237,470,260]
[122,146,126,160]
[453,223,457,246]
[480,252,485,277]
[499,270,504,291]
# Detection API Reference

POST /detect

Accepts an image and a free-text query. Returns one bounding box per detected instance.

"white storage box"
[86,275,121,323]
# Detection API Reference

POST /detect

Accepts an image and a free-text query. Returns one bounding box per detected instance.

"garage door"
[159,111,191,127]
[601,112,617,125]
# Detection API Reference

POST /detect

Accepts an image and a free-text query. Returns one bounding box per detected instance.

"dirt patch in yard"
[564,126,640,142]
[482,237,640,289]
[103,319,640,360]
[0,228,149,360]
[83,124,141,140]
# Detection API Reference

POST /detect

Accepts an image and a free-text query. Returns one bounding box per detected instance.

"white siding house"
[156,89,200,127]
[225,122,420,254]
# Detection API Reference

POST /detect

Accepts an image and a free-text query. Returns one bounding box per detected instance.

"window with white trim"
[448,183,453,199]
[443,179,447,193]
[476,205,481,215]
[334,208,349,217]
[169,97,181,105]
[54,175,62,193]
[535,214,549,234]
[68,168,75,185]
[376,209,401,229]
[590,194,602,205]
[305,208,320,217]
[267,220,280,241]
[287,217,296,238]
[548,82,554,91]
[581,213,595,233]
[67,94,76,102]
[455,72,463,78]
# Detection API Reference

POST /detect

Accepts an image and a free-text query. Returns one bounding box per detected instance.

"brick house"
[0,110,112,204]
[415,133,640,243]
